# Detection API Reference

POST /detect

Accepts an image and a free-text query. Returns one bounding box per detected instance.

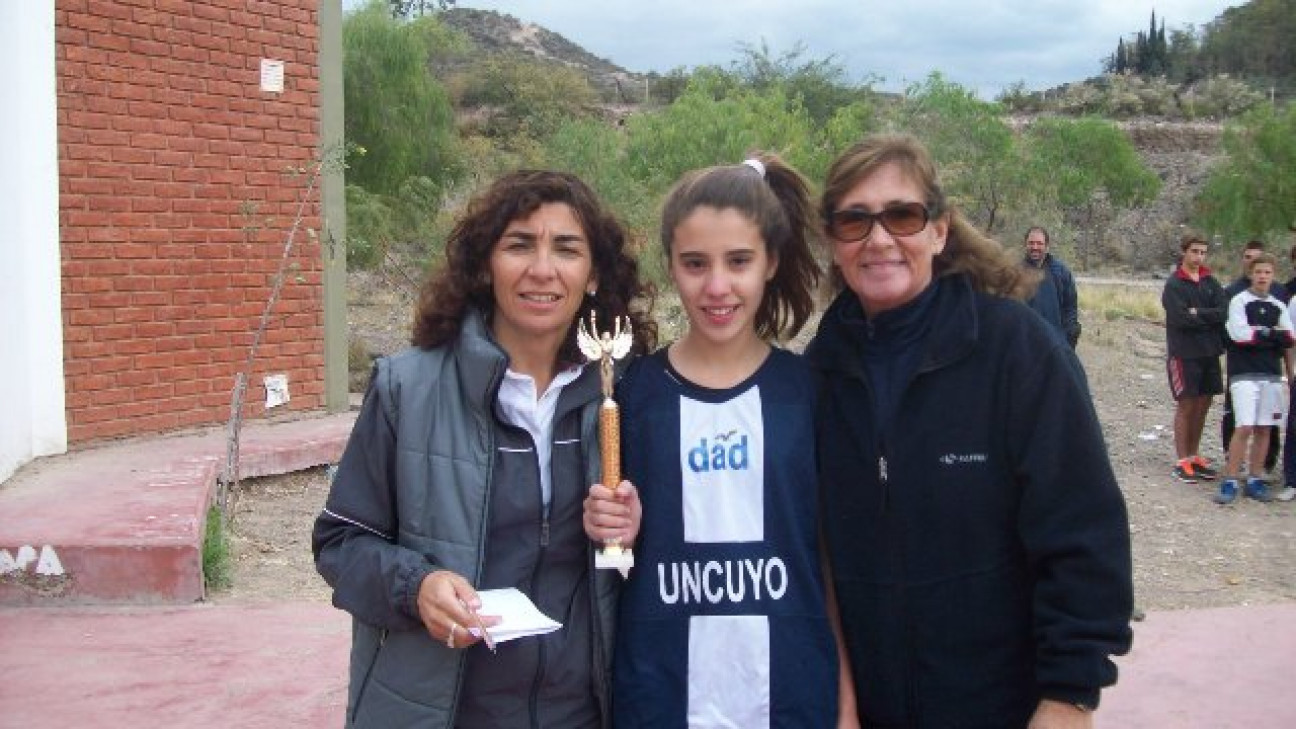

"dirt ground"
[211,284,1296,612]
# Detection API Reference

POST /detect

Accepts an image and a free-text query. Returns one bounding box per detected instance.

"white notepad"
[471,587,562,644]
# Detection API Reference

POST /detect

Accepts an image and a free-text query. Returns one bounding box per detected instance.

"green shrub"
[623,81,819,189]
[458,55,600,142]
[345,184,395,269]
[1196,101,1296,239]
[202,504,232,592]
[343,3,459,196]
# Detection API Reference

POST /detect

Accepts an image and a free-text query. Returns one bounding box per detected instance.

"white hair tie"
[742,158,766,179]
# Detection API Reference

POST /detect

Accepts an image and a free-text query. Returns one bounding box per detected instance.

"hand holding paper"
[468,588,562,645]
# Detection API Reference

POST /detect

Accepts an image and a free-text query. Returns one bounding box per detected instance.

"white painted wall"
[0,0,67,484]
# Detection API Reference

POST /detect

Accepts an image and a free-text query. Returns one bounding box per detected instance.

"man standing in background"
[1163,233,1229,483]
[1023,226,1081,348]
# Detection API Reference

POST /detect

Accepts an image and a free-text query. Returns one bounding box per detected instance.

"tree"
[1195,102,1296,240]
[890,73,1024,234]
[648,67,692,106]
[622,78,819,193]
[1166,26,1202,83]
[343,3,459,196]
[729,40,868,125]
[1198,0,1296,94]
[1144,11,1165,76]
[541,119,654,235]
[1023,117,1161,267]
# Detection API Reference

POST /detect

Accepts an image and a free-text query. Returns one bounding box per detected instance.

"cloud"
[386,0,1247,97]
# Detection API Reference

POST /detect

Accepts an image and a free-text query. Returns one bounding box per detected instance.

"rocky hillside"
[439,7,650,102]
[1109,120,1224,273]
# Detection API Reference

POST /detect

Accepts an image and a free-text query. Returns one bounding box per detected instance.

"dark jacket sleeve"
[1007,339,1134,709]
[1055,262,1081,347]
[312,363,438,631]
[1161,279,1195,329]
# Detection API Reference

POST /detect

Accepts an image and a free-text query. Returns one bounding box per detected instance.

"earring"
[586,288,597,297]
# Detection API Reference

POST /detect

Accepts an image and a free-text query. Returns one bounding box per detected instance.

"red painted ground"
[0,601,1291,727]
[0,602,349,728]
[1,412,1292,726]
[1100,602,1296,727]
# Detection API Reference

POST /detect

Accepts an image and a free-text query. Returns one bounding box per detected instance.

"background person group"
[1162,235,1296,504]
[315,134,1135,728]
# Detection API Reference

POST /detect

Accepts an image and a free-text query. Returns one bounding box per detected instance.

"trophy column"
[579,312,635,578]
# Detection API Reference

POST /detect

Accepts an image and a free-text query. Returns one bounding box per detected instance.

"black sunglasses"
[827,202,931,241]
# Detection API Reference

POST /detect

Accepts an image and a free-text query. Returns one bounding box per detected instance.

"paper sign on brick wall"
[260,58,284,93]
[265,374,289,408]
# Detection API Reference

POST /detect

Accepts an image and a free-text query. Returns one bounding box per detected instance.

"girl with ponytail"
[584,154,857,727]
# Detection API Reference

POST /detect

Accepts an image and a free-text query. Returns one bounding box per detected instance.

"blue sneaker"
[1213,479,1239,505]
[1245,478,1274,503]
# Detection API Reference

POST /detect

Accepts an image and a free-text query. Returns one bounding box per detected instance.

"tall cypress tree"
[1161,17,1171,74]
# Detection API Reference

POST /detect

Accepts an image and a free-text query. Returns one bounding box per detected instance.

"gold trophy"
[578,311,635,577]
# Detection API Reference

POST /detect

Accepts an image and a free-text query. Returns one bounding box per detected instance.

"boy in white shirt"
[1218,252,1296,504]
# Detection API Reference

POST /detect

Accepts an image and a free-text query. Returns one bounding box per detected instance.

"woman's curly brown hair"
[412,169,657,363]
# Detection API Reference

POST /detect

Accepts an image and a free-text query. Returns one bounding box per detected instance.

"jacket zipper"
[528,430,549,729]
[528,527,549,728]
[447,361,503,724]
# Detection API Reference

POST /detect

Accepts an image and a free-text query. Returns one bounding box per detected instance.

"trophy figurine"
[578,311,635,577]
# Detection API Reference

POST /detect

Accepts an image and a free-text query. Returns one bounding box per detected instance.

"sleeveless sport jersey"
[612,348,837,728]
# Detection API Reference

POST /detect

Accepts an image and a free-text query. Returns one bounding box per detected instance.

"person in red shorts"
[1162,232,1229,483]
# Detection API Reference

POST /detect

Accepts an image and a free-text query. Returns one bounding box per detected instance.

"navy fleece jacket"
[807,275,1133,728]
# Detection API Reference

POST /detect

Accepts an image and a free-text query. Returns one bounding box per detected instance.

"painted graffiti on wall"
[0,545,70,597]
[0,545,64,576]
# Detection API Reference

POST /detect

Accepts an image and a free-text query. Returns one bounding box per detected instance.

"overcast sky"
[381,1,1247,98]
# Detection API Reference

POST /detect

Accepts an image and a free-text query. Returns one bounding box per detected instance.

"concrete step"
[0,412,354,605]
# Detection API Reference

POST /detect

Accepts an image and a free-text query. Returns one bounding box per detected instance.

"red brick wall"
[56,0,325,443]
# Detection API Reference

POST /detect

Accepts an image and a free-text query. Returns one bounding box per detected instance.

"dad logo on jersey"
[686,431,750,472]
[679,388,765,543]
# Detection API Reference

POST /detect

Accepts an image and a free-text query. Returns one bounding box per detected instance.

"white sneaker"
[1277,486,1296,502]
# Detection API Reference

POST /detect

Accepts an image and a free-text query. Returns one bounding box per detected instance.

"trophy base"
[595,543,634,578]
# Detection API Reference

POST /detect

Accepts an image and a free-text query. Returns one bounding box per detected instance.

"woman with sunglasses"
[806,134,1134,728]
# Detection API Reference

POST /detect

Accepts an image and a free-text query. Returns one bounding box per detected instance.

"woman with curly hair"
[314,169,656,728]
[807,134,1133,727]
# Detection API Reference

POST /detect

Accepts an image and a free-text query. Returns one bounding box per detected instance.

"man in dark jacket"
[1162,233,1229,483]
[1023,226,1081,348]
